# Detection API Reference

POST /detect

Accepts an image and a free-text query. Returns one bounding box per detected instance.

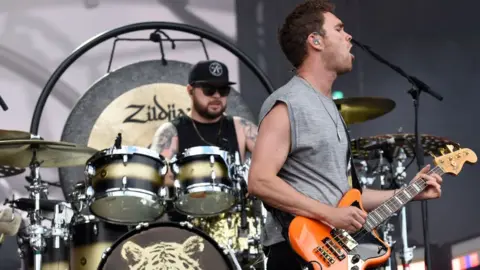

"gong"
[59,59,255,198]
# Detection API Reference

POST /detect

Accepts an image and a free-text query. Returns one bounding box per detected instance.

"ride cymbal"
[351,133,461,160]
[0,129,32,140]
[0,139,98,168]
[335,97,395,125]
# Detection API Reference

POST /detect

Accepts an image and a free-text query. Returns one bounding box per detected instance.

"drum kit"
[0,131,264,270]
[0,97,461,270]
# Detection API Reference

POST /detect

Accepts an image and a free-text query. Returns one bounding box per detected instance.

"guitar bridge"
[313,246,335,266]
[330,229,358,251]
[323,237,345,260]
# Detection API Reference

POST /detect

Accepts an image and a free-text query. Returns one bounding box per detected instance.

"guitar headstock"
[432,145,477,175]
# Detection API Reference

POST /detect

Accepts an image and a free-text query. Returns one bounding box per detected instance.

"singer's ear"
[308,32,324,51]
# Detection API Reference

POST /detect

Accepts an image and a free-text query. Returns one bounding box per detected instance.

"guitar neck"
[363,166,444,232]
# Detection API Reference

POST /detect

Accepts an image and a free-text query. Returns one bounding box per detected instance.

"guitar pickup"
[330,229,358,251]
[323,238,345,260]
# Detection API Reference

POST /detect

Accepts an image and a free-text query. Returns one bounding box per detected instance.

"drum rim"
[96,221,235,270]
[87,145,167,164]
[174,145,230,160]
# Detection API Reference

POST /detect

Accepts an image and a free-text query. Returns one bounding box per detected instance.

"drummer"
[150,60,258,220]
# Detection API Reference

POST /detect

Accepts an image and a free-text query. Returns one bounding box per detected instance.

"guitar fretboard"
[363,166,444,232]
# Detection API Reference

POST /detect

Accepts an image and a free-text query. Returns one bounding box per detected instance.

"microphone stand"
[352,39,443,270]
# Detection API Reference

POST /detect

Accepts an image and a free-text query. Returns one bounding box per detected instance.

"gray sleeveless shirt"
[258,76,350,246]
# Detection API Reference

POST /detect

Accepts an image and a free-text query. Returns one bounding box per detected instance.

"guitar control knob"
[350,266,359,270]
[351,254,360,264]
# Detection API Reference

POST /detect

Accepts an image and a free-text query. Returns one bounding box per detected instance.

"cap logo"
[209,62,223,77]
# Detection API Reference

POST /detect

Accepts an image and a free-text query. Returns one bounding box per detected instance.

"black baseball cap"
[188,60,236,87]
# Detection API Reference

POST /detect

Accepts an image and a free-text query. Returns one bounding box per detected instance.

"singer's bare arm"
[151,122,178,186]
[248,103,333,222]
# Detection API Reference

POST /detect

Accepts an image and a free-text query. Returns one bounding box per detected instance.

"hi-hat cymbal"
[0,139,98,168]
[351,133,461,160]
[0,129,32,140]
[335,97,395,125]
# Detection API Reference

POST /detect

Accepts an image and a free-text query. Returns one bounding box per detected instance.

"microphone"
[114,133,122,149]
[0,208,23,236]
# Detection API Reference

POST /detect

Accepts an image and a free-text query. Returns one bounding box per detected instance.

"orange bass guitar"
[288,146,477,270]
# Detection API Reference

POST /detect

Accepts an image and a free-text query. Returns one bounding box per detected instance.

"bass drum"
[70,215,130,270]
[97,222,234,270]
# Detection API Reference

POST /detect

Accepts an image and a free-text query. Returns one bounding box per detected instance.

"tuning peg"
[446,144,455,153]
[429,151,437,158]
[439,148,445,155]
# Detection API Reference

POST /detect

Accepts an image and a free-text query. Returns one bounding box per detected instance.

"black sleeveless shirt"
[171,115,240,157]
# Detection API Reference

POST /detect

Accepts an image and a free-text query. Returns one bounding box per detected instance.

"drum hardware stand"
[394,149,415,270]
[372,150,393,190]
[224,243,243,270]
[24,145,51,270]
[381,222,397,270]
[52,202,71,248]
[374,148,398,270]
[70,181,88,213]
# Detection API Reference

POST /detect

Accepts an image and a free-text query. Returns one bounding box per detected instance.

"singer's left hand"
[413,164,443,201]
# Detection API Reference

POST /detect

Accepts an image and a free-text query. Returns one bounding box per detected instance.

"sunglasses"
[194,84,231,97]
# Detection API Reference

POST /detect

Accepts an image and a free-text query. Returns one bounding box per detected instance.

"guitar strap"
[264,118,362,267]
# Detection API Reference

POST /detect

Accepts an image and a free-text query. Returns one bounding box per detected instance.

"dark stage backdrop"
[237,0,480,254]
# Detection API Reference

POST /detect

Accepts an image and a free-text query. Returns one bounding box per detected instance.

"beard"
[193,100,227,120]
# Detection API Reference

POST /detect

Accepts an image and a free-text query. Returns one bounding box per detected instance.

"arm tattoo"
[240,118,258,142]
[152,123,178,154]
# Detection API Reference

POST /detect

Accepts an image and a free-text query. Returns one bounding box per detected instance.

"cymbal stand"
[382,222,396,270]
[24,145,50,270]
[372,150,392,190]
[373,150,397,270]
[395,149,415,270]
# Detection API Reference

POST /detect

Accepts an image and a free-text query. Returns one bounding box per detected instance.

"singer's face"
[189,84,227,120]
[321,12,354,74]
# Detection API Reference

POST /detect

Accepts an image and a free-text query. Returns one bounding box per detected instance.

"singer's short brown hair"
[278,0,334,68]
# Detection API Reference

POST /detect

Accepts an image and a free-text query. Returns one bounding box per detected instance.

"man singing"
[247,1,443,269]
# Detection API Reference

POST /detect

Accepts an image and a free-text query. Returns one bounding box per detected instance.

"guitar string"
[324,167,443,252]
[350,166,443,241]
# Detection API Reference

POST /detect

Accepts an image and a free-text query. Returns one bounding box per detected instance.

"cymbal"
[351,133,460,160]
[0,165,25,177]
[0,129,32,140]
[335,97,395,125]
[0,139,98,168]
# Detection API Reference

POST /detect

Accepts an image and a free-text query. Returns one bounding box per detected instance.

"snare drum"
[85,146,168,224]
[170,146,236,217]
[69,215,130,270]
[97,222,234,270]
